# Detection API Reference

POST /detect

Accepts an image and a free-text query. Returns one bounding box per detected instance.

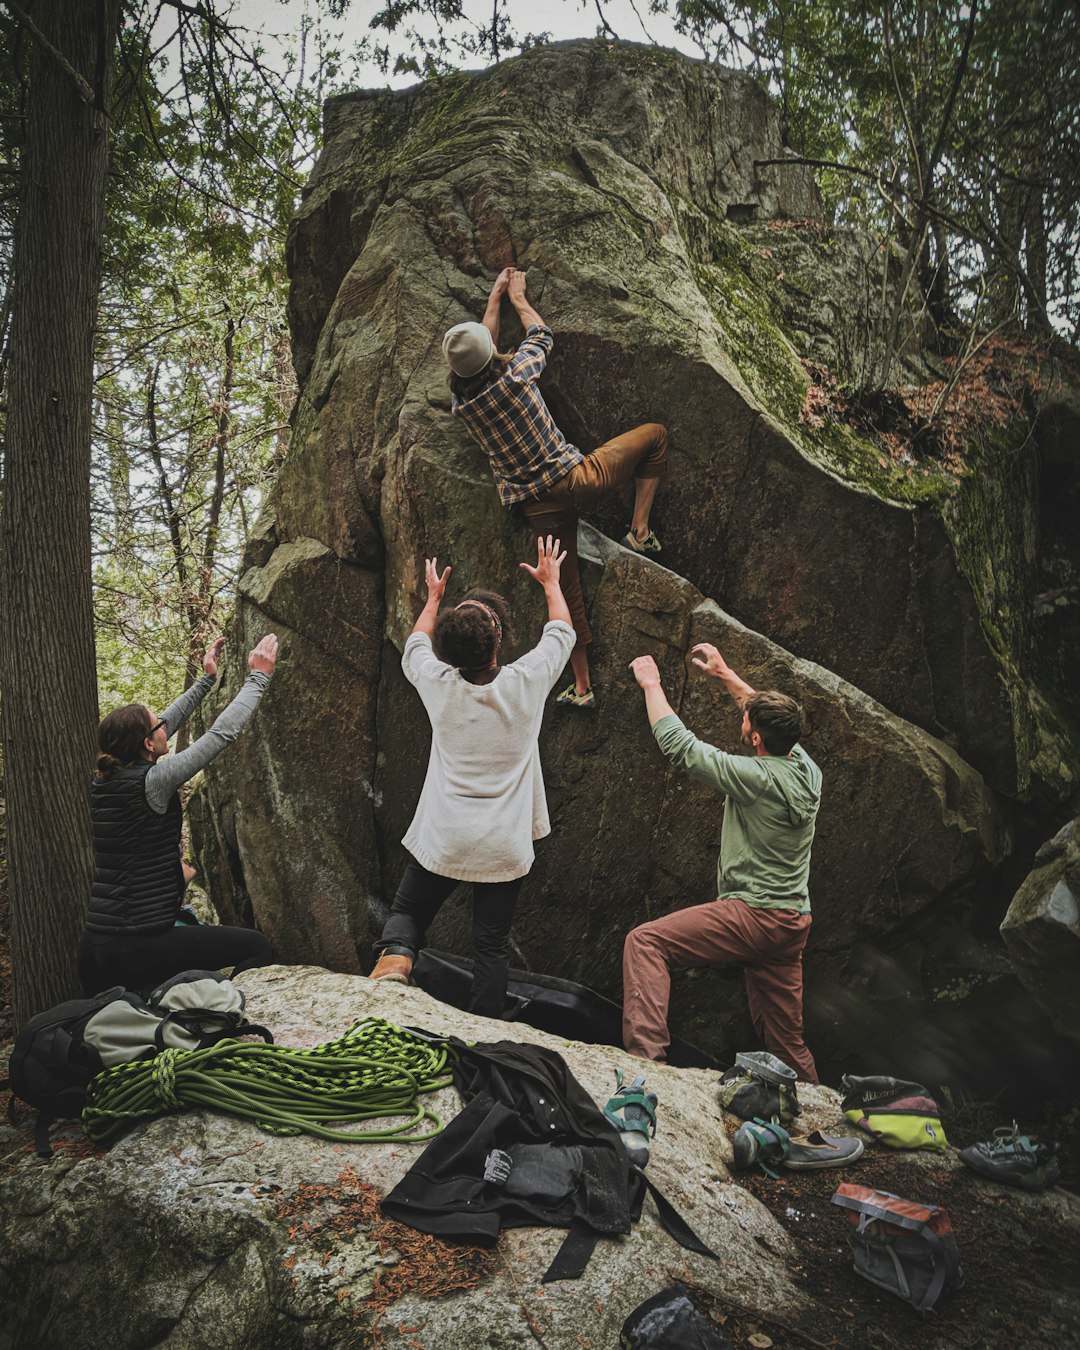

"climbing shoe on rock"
[732,1117,790,1178]
[782,1129,865,1170]
[555,682,596,709]
[604,1068,657,1168]
[621,526,662,555]
[370,953,413,984]
[959,1122,1061,1191]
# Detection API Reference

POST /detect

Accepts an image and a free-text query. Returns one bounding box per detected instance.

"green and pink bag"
[840,1074,949,1152]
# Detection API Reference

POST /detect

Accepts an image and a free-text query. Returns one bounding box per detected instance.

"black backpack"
[4,970,271,1157]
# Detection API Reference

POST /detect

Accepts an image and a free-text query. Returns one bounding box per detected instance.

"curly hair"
[434,589,512,670]
[95,703,153,779]
[745,690,804,756]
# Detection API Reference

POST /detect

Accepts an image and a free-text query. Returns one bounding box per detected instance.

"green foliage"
[358,0,1078,358]
[83,5,362,709]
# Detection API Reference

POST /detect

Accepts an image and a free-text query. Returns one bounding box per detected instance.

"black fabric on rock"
[380,1037,719,1280]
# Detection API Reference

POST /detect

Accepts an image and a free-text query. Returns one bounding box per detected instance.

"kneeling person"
[622,644,821,1082]
[79,635,279,994]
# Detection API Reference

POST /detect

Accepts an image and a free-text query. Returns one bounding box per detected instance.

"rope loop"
[150,1049,181,1108]
[81,1017,454,1148]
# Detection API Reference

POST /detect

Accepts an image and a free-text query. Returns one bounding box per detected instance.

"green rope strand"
[81,1017,454,1147]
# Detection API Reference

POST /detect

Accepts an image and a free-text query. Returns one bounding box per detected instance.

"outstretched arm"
[632,651,765,801]
[520,534,571,628]
[145,635,280,811]
[690,643,756,706]
[507,268,545,331]
[412,557,451,640]
[629,654,677,728]
[481,268,511,345]
[157,635,228,733]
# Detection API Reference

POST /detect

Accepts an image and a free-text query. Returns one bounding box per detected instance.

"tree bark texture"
[0,0,120,1025]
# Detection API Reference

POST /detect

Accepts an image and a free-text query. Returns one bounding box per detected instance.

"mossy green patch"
[676,197,954,504]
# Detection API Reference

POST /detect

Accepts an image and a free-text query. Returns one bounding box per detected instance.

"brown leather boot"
[370,952,413,984]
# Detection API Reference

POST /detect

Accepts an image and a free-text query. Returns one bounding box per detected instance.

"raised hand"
[519,534,566,587]
[248,633,279,675]
[629,654,662,690]
[425,557,452,604]
[690,642,729,679]
[490,266,512,300]
[507,267,528,305]
[203,635,227,676]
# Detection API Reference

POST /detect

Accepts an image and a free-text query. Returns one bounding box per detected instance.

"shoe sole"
[962,1156,1059,1190]
[783,1151,864,1169]
[371,972,409,984]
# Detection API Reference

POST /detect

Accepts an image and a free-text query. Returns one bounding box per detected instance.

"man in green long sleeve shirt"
[623,644,821,1082]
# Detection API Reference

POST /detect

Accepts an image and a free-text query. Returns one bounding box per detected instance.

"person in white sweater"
[370,535,575,1016]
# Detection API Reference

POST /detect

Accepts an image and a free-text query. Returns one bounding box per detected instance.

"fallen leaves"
[798,333,1057,473]
[273,1166,497,1336]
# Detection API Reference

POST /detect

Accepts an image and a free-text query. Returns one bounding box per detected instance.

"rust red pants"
[522,422,667,648]
[622,895,818,1083]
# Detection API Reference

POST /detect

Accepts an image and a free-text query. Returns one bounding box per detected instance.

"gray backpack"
[4,970,271,1156]
[832,1183,964,1314]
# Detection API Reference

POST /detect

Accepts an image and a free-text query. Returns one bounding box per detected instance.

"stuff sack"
[717,1050,799,1127]
[4,970,271,1156]
[620,1282,731,1349]
[832,1183,964,1314]
[841,1074,949,1151]
[84,969,270,1063]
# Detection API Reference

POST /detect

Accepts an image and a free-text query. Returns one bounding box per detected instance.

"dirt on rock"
[681,1146,1080,1350]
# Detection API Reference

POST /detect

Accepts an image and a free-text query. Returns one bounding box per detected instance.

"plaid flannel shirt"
[451,324,585,506]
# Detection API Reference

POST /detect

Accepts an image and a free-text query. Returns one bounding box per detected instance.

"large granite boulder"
[1001,818,1080,1047]
[2,967,1078,1349]
[194,40,1077,1083]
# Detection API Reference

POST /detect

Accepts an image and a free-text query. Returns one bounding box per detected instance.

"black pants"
[374,859,524,1019]
[78,924,274,996]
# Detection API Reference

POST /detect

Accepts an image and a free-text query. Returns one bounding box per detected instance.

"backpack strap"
[852,1206,953,1314]
[909,1223,949,1314]
[153,1011,274,1051]
[641,1174,722,1260]
[542,1219,600,1283]
[34,1113,55,1160]
[541,1168,724,1284]
[746,1117,791,1179]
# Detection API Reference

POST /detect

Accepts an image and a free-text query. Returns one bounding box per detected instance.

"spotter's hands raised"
[520,534,566,587]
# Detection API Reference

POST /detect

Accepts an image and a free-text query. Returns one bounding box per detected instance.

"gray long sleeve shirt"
[144,670,271,814]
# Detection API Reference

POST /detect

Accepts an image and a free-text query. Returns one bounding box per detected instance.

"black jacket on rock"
[381,1037,718,1282]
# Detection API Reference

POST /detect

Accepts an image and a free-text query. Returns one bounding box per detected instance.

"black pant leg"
[374,859,459,963]
[78,924,273,995]
[468,876,524,1018]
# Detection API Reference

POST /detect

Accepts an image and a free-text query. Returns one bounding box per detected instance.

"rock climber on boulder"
[442,266,668,709]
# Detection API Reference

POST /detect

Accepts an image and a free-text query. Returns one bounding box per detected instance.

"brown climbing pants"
[521,422,667,648]
[622,895,819,1083]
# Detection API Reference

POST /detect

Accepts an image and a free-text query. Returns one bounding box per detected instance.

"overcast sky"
[229,0,702,88]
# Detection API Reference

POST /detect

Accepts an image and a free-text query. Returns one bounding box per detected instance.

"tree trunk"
[1023,188,1050,332]
[0,0,120,1025]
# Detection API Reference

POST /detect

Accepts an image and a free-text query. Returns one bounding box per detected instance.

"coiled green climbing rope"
[81,1017,454,1147]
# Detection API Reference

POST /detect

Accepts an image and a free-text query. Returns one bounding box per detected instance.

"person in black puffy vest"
[78,633,279,994]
